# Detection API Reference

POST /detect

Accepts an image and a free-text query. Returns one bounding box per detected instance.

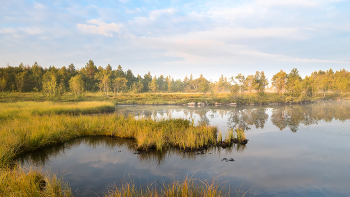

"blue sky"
[1,0,349,80]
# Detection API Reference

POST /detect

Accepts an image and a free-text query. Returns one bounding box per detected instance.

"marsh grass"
[105,176,250,197]
[0,102,218,166]
[236,128,246,143]
[0,101,115,122]
[0,165,72,197]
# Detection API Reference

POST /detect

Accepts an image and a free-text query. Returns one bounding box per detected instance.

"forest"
[0,60,349,100]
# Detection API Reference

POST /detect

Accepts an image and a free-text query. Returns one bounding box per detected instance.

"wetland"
[15,100,350,196]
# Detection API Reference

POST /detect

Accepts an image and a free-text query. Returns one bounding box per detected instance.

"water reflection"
[117,100,350,133]
[227,108,268,131]
[18,136,247,167]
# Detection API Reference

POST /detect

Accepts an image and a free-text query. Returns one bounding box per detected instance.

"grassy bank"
[1,92,349,105]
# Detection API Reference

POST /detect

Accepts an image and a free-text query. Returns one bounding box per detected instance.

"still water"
[19,100,350,196]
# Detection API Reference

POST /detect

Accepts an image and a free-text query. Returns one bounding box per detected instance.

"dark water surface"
[19,100,350,196]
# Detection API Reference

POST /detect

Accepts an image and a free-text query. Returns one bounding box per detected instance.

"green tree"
[96,66,112,96]
[302,75,314,97]
[244,75,254,94]
[336,77,349,94]
[183,75,190,92]
[137,81,144,93]
[15,71,27,92]
[166,75,172,93]
[230,83,240,98]
[197,75,210,94]
[31,62,43,91]
[320,75,332,99]
[148,76,159,93]
[69,75,84,97]
[286,68,302,96]
[113,77,127,96]
[234,73,245,95]
[115,65,125,78]
[42,71,57,96]
[130,81,144,93]
[143,72,152,92]
[253,71,268,94]
[271,70,287,94]
[0,76,6,92]
[82,60,98,91]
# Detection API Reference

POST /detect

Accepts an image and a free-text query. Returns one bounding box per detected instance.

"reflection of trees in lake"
[270,101,350,132]
[18,136,246,167]
[196,109,210,126]
[227,107,268,131]
[116,101,350,133]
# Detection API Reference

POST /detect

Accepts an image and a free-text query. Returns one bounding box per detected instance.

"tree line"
[0,60,349,98]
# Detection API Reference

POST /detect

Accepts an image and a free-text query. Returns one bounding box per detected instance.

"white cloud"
[149,8,177,20]
[0,28,16,34]
[77,19,122,37]
[33,3,46,10]
[19,27,43,35]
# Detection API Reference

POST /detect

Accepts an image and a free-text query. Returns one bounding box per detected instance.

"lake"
[18,100,350,197]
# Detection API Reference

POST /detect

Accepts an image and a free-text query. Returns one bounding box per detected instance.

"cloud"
[173,27,305,41]
[77,19,122,37]
[19,27,44,35]
[255,0,319,7]
[0,28,16,34]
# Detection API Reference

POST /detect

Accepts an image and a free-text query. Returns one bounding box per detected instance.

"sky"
[1,0,350,81]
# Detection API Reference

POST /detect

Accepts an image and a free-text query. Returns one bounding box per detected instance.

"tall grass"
[0,101,115,122]
[105,176,250,197]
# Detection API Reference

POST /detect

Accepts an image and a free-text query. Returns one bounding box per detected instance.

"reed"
[236,128,246,142]
[218,131,222,143]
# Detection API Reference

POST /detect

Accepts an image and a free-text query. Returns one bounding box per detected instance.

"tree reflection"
[227,107,268,131]
[117,101,350,134]
[270,101,350,132]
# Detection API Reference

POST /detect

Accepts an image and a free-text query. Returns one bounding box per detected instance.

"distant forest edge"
[0,60,349,103]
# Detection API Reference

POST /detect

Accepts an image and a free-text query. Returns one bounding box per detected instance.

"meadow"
[0,101,245,196]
